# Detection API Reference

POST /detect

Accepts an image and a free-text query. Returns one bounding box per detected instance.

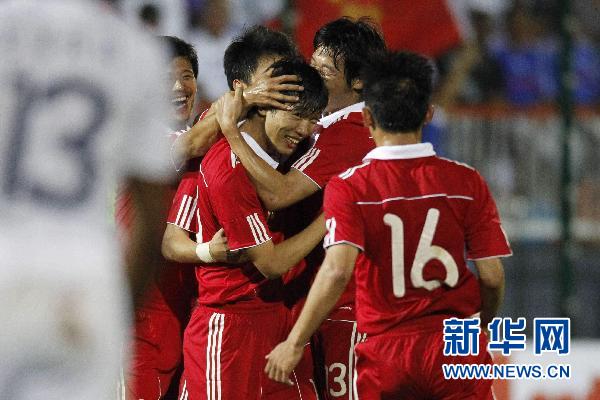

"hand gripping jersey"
[323,143,512,336]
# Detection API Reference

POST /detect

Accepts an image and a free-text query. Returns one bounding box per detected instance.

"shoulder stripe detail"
[339,162,370,180]
[252,213,269,242]
[246,215,261,244]
[355,194,474,205]
[199,167,208,187]
[176,195,192,226]
[184,196,198,230]
[292,148,321,172]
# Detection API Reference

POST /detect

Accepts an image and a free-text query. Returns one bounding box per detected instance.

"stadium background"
[119,0,600,397]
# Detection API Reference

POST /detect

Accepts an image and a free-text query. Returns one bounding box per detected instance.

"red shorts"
[355,327,494,400]
[180,303,296,400]
[315,306,363,400]
[125,308,185,400]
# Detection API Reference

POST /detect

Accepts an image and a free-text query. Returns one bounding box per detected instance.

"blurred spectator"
[489,2,559,106]
[138,3,161,32]
[435,8,505,106]
[187,0,237,105]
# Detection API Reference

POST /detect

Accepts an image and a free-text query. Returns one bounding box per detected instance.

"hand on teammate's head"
[243,67,304,111]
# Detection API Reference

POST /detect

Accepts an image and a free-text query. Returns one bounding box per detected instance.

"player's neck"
[240,117,271,154]
[374,129,422,147]
[323,93,361,115]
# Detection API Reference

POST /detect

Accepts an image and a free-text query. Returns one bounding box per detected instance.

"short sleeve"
[323,176,365,251]
[291,130,337,188]
[465,172,512,260]
[167,172,199,233]
[210,167,272,251]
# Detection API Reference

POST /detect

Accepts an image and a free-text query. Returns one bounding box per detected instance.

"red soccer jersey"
[286,102,375,309]
[196,135,284,307]
[166,171,199,234]
[323,143,512,336]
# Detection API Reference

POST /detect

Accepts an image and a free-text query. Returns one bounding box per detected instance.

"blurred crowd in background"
[120,0,600,109]
[116,0,600,337]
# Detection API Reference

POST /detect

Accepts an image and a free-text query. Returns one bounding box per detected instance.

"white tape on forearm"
[195,242,215,263]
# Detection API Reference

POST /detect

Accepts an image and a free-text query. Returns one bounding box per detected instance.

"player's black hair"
[269,59,328,119]
[223,25,298,89]
[159,36,199,78]
[362,51,434,133]
[313,17,386,89]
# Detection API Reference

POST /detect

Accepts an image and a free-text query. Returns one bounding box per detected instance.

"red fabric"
[167,171,199,232]
[180,304,291,400]
[125,309,185,400]
[287,110,374,312]
[294,0,462,59]
[355,328,494,399]
[196,138,284,307]
[323,155,511,337]
[317,311,363,400]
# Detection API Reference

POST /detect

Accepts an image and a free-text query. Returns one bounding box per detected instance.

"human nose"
[172,78,183,91]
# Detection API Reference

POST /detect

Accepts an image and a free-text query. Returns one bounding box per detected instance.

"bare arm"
[264,244,359,384]
[474,257,505,327]
[161,223,229,264]
[244,213,326,279]
[223,127,320,210]
[124,178,171,307]
[171,106,221,163]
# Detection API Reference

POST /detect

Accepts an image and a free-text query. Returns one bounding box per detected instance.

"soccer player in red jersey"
[219,18,386,399]
[265,51,511,399]
[178,58,328,400]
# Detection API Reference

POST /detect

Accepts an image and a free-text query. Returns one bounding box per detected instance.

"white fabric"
[363,143,436,162]
[239,132,279,169]
[0,0,172,398]
[319,101,365,129]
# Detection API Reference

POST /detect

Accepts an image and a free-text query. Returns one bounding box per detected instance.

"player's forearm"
[173,107,220,161]
[262,214,326,278]
[222,125,288,209]
[161,224,200,264]
[479,279,505,328]
[287,259,350,347]
[475,258,506,327]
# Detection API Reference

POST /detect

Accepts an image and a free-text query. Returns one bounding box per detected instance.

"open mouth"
[171,95,189,111]
[285,135,301,148]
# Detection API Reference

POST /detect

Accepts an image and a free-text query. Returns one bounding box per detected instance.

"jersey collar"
[363,142,435,161]
[319,102,365,129]
[240,132,279,169]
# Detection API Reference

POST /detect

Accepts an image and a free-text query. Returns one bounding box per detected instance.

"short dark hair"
[159,36,199,78]
[269,59,328,119]
[223,26,298,89]
[313,17,386,88]
[362,51,434,133]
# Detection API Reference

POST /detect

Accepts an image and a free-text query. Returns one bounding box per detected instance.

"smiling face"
[264,109,319,156]
[311,46,357,114]
[169,56,197,126]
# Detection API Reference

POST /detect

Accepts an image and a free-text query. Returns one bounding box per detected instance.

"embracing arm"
[244,213,326,279]
[222,124,319,210]
[264,244,359,383]
[161,223,228,264]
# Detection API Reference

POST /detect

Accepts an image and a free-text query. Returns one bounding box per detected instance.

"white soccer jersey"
[0,1,172,399]
[0,0,172,281]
